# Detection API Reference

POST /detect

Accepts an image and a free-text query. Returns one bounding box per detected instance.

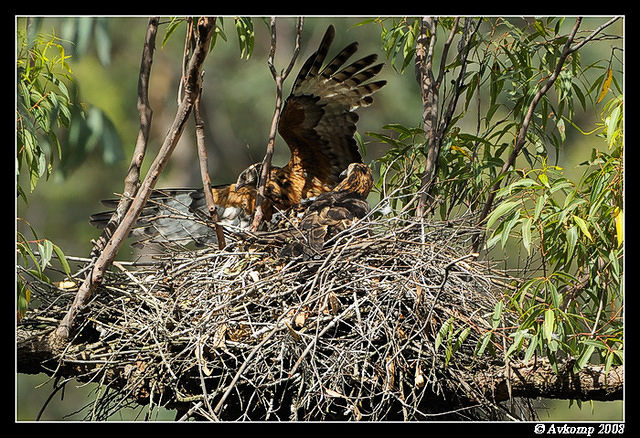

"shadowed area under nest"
[19,207,537,421]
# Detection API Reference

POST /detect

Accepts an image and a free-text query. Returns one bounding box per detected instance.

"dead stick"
[194,80,225,249]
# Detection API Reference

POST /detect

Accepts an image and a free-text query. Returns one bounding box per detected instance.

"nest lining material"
[26,209,526,421]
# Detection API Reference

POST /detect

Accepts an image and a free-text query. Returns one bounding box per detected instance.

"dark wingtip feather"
[292,25,336,90]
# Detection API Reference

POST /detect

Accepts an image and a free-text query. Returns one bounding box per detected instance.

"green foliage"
[16,23,123,318]
[372,18,591,217]
[484,96,622,372]
[367,17,622,371]
[369,124,427,209]
[59,17,113,66]
[16,30,75,318]
[163,17,256,59]
[377,18,419,74]
[234,17,255,60]
[16,30,73,198]
[435,316,472,366]
[17,220,71,320]
[16,25,124,199]
[372,124,501,219]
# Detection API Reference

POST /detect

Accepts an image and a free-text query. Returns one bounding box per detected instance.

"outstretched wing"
[278,25,386,190]
[90,185,259,249]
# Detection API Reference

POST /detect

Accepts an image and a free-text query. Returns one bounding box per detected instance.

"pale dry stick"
[288,297,368,379]
[212,321,286,415]
[193,331,217,418]
[383,252,481,370]
[296,233,358,307]
[112,261,150,294]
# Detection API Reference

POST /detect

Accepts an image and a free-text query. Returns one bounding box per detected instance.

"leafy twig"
[473,16,621,251]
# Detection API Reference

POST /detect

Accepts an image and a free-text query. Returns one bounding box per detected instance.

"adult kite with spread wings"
[91,25,385,249]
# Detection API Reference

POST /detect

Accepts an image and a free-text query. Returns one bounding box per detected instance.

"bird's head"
[335,163,373,197]
[235,162,261,191]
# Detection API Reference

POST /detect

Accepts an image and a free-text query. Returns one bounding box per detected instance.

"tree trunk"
[17,324,623,407]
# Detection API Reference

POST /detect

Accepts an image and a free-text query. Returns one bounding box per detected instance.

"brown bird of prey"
[91,25,385,249]
[278,162,374,258]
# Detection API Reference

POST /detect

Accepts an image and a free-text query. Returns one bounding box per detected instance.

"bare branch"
[250,17,303,231]
[194,87,226,250]
[55,17,217,340]
[415,17,439,217]
[438,18,481,138]
[416,17,480,217]
[569,16,621,54]
[190,18,226,250]
[435,17,460,87]
[89,17,157,259]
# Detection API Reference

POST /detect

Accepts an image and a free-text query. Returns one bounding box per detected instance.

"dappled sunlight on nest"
[24,199,535,421]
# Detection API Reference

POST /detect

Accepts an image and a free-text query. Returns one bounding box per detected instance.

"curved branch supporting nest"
[17,207,622,421]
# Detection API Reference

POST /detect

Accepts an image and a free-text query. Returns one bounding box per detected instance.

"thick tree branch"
[18,324,622,405]
[54,17,216,341]
[468,358,623,403]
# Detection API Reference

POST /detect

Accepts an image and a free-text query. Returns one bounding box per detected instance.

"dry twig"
[14,201,533,420]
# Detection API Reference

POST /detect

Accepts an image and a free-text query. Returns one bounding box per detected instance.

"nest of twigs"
[23,204,534,421]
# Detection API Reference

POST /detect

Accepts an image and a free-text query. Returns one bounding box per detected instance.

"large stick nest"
[23,206,532,421]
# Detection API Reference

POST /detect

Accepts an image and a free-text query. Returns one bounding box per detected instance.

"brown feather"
[269,24,385,208]
[278,163,374,257]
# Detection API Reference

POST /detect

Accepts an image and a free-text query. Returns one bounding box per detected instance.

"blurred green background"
[16,16,623,421]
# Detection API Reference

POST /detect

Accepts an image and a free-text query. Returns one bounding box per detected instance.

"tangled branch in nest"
[21,208,535,421]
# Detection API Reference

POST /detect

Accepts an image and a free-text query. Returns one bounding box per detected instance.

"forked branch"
[250,17,303,231]
[55,17,217,340]
[415,17,480,217]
